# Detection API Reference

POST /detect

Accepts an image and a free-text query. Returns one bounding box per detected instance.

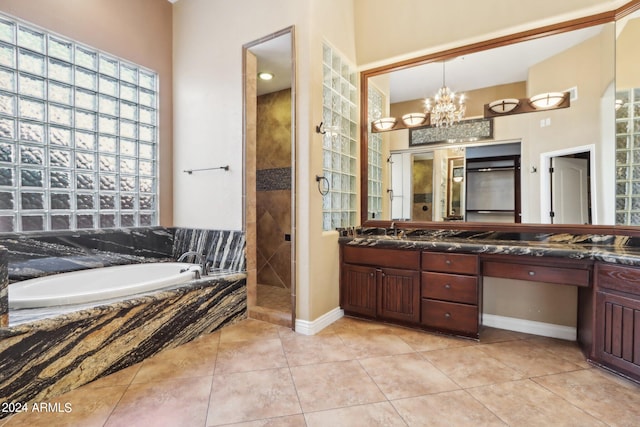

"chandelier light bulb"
[425,61,466,127]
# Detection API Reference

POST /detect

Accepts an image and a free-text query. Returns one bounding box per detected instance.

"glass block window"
[615,88,640,225]
[321,43,358,231]
[0,14,158,231]
[368,85,384,220]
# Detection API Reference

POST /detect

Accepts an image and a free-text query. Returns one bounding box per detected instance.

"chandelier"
[425,61,466,127]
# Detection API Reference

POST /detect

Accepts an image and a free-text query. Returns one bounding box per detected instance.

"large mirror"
[615,7,640,225]
[360,11,633,226]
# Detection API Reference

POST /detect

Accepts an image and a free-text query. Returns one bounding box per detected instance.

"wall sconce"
[529,92,566,109]
[402,112,427,127]
[484,91,570,118]
[487,98,520,114]
[372,117,397,132]
[615,99,624,111]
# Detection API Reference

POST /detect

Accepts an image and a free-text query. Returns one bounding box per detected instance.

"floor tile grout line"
[203,330,222,427]
[280,333,308,424]
[99,359,146,427]
[530,371,610,425]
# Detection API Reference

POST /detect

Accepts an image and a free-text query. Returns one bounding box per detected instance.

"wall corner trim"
[483,313,577,341]
[294,307,344,335]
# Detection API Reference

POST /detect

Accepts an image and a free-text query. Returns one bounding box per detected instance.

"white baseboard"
[295,307,344,336]
[483,313,576,341]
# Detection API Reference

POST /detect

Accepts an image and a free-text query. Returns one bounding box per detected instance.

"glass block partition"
[615,88,640,225]
[0,14,158,231]
[367,85,384,220]
[321,43,357,231]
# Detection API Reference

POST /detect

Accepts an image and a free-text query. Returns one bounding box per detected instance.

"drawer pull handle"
[445,260,452,265]
[444,284,451,289]
[444,312,451,318]
[528,271,536,276]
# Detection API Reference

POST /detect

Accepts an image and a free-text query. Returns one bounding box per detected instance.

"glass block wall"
[367,85,384,220]
[615,88,640,225]
[321,43,358,231]
[0,14,158,232]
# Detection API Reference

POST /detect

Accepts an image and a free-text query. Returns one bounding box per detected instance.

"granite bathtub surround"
[0,227,246,282]
[172,228,246,271]
[0,273,246,418]
[0,227,175,282]
[0,247,7,328]
[340,226,640,265]
[0,226,247,417]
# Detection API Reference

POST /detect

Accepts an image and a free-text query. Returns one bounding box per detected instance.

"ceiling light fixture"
[488,98,520,114]
[372,117,397,131]
[529,92,566,109]
[401,112,427,127]
[425,61,466,127]
[258,72,274,81]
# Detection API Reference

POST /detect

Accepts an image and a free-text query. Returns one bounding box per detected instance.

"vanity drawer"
[596,263,640,296]
[342,246,420,270]
[422,272,478,304]
[421,299,478,335]
[422,252,479,275]
[483,261,590,287]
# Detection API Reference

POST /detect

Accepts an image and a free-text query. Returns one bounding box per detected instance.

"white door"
[550,157,589,224]
[389,153,412,220]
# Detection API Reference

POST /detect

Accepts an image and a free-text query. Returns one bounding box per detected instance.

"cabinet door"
[595,291,640,381]
[378,268,421,323]
[341,264,377,318]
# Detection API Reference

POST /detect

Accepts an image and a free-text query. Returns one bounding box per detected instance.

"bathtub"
[8,262,203,309]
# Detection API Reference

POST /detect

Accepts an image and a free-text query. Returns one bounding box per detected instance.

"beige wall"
[617,14,640,90]
[353,0,627,67]
[0,0,174,226]
[173,0,357,322]
[390,82,526,119]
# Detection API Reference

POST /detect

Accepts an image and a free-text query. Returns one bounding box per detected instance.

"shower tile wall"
[256,89,292,290]
[413,158,434,221]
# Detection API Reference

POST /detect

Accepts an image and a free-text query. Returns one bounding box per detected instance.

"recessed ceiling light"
[258,72,274,81]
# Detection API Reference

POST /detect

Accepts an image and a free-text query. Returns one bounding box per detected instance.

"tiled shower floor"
[257,284,291,312]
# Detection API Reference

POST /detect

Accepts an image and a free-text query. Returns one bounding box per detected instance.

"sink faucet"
[177,251,212,277]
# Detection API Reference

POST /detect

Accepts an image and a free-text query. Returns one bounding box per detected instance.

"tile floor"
[2,316,640,426]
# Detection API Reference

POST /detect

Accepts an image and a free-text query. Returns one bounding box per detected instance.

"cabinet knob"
[370,273,374,277]
[528,271,535,276]
[444,312,451,318]
[445,260,452,265]
[444,283,451,289]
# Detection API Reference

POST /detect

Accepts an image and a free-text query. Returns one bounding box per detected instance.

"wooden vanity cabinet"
[421,252,481,338]
[340,246,421,323]
[594,263,640,382]
[340,245,480,337]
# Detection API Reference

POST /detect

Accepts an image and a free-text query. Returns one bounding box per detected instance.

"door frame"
[540,144,596,224]
[242,26,297,329]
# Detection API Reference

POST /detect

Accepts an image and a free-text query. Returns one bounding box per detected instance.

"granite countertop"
[338,228,640,267]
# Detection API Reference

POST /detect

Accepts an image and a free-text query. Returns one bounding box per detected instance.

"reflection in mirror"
[363,21,616,226]
[616,9,640,225]
[447,157,464,220]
